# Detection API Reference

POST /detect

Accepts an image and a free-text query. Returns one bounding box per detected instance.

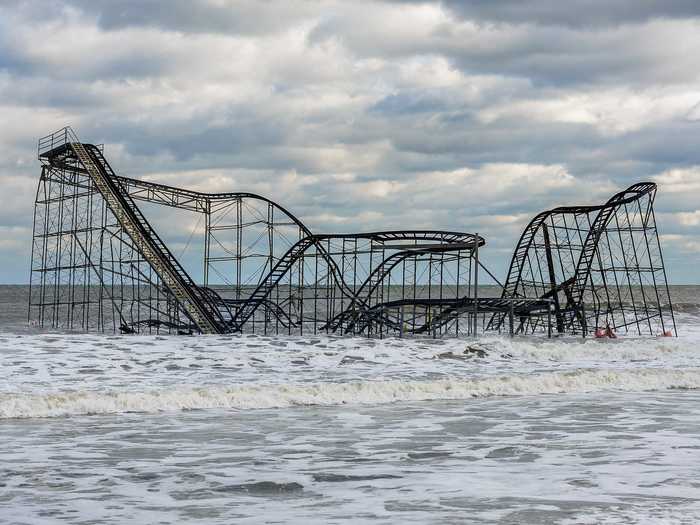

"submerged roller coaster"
[29,127,676,337]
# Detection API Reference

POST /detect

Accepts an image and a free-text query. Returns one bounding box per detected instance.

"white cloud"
[654,167,700,194]
[678,211,700,227]
[661,233,700,253]
[477,88,700,136]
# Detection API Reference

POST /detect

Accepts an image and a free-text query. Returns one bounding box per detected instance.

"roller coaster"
[28,127,677,337]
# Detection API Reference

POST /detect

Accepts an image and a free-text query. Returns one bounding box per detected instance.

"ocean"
[1,285,700,524]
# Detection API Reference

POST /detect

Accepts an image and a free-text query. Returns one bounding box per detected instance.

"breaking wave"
[2,367,700,419]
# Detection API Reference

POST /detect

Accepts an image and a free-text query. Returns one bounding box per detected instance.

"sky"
[1,0,700,283]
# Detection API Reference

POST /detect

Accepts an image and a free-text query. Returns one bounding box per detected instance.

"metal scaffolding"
[28,127,676,337]
[488,183,676,336]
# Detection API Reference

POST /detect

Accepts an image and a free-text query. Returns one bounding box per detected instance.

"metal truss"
[28,127,676,338]
[489,183,676,336]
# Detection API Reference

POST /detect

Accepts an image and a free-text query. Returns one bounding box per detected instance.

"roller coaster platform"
[28,127,676,337]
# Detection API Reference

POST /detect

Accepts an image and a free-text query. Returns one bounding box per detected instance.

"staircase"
[560,205,620,333]
[486,211,550,331]
[229,236,318,332]
[501,211,550,299]
[44,130,227,334]
[336,249,421,334]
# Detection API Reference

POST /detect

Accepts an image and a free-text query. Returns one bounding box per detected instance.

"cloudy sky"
[1,0,700,283]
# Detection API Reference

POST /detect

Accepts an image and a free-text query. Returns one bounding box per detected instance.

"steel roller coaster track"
[28,127,676,338]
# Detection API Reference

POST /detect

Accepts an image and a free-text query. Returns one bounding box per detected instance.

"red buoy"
[595,325,617,338]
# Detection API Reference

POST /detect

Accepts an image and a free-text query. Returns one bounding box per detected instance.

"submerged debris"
[339,355,365,365]
[464,344,489,358]
[433,342,494,361]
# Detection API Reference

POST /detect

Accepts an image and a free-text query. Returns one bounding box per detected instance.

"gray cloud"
[437,0,700,27]
[0,0,318,36]
[0,1,698,283]
[309,8,700,88]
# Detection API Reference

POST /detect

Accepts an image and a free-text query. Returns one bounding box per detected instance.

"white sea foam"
[2,367,700,419]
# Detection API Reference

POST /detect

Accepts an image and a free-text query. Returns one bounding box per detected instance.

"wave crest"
[2,367,699,419]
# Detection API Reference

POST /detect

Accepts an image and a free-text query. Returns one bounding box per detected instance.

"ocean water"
[1,286,700,524]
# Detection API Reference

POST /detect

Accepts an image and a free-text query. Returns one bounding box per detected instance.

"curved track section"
[491,182,675,336]
[29,127,484,336]
[230,231,482,334]
[326,233,482,334]
[29,127,674,337]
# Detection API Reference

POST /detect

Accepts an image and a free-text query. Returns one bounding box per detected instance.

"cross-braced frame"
[29,127,676,338]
